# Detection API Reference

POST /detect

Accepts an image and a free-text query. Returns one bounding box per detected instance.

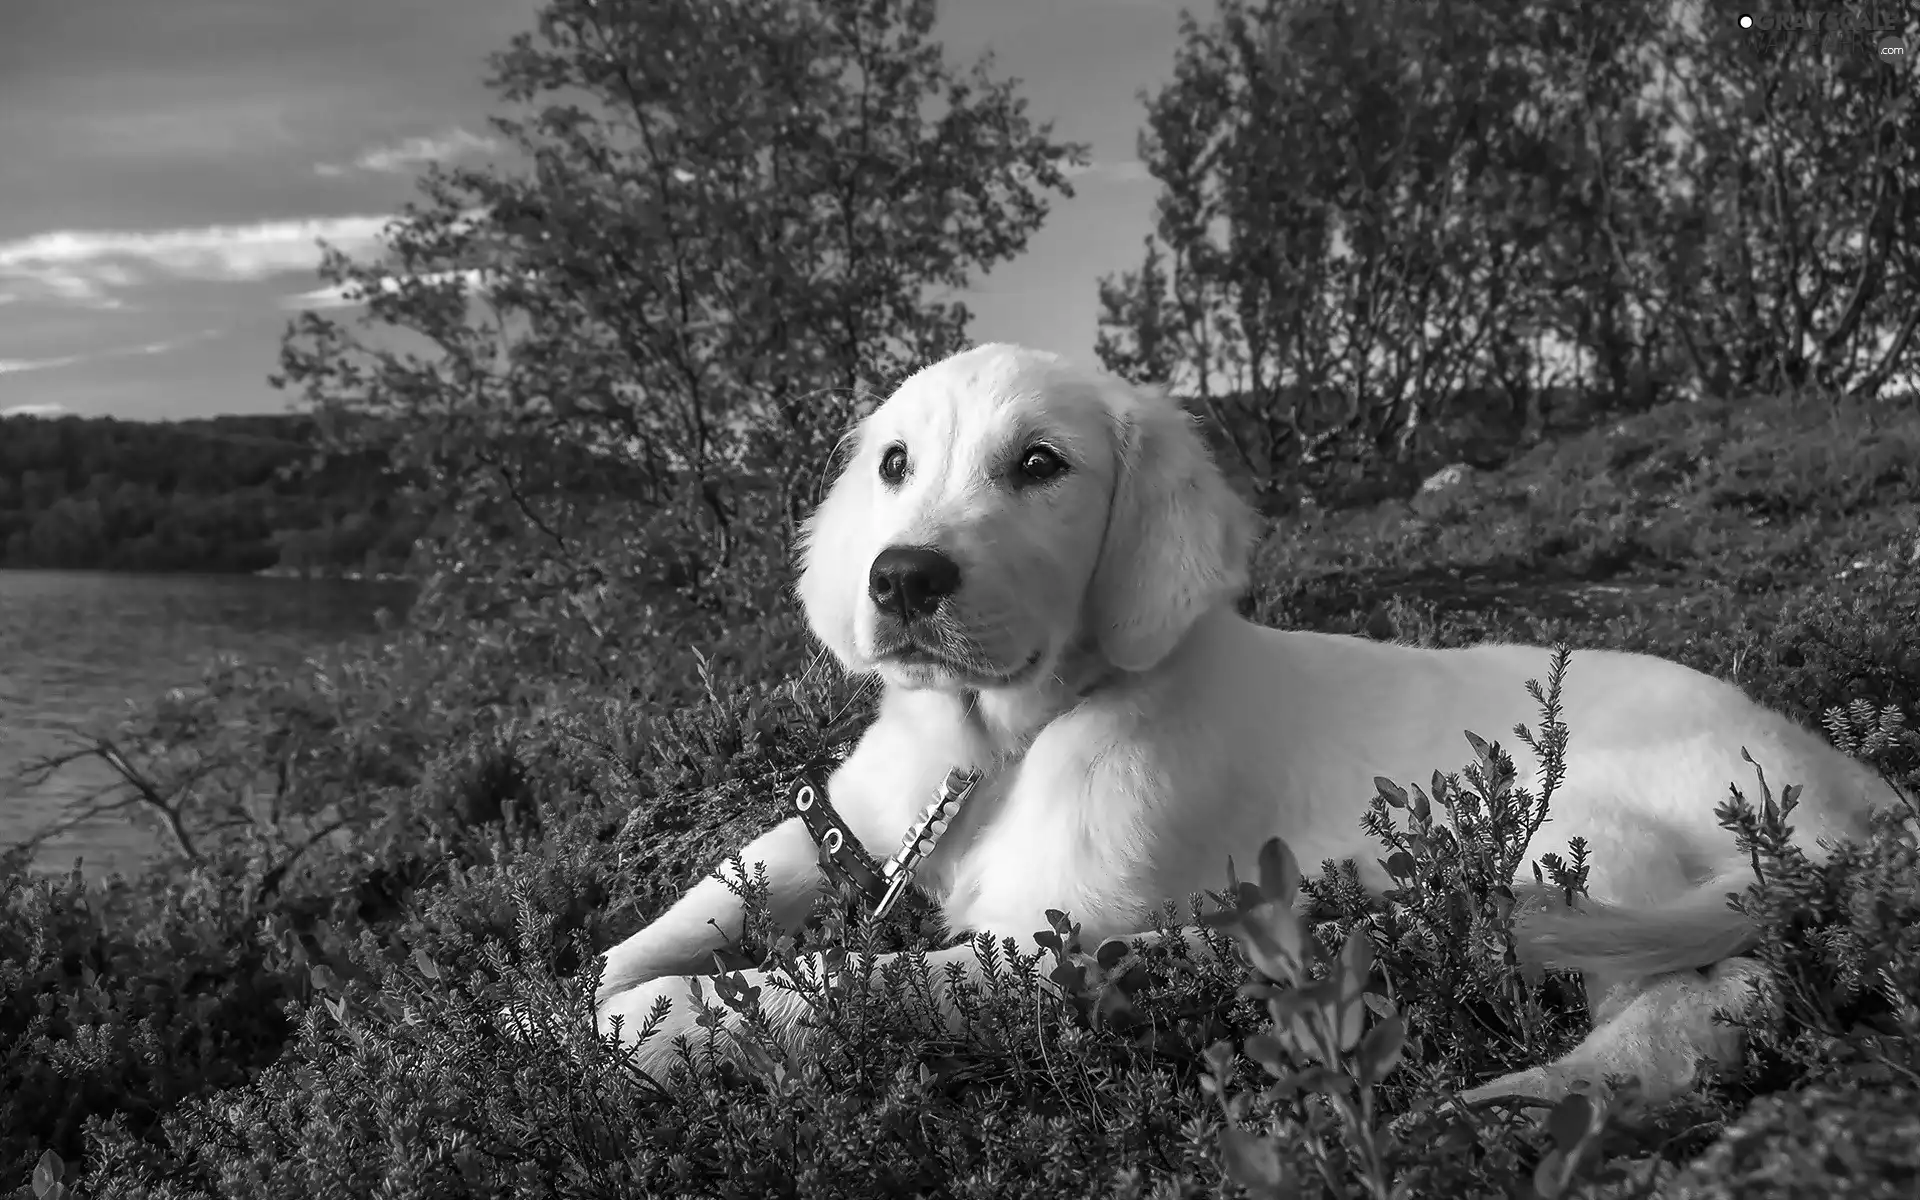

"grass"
[4,386,1919,1199]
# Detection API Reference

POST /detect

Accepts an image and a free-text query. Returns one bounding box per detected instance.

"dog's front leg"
[594,710,952,1000]
[595,817,824,1002]
[598,936,1000,1080]
[594,707,964,1049]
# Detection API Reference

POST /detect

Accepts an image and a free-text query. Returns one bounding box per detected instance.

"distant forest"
[0,413,419,575]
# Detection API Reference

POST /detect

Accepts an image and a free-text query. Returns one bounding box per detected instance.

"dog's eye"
[1016,445,1067,484]
[879,444,909,484]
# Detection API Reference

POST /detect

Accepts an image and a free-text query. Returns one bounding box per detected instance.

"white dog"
[591,343,1895,1108]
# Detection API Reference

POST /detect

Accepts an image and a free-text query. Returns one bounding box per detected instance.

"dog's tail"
[1513,873,1760,978]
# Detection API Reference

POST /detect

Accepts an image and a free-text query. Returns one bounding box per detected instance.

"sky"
[0,0,1186,421]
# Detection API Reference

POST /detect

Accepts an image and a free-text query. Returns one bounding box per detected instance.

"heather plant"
[1715,706,1920,1093]
[1,849,290,1196]
[1357,784,1589,1103]
[1,586,860,1197]
[1189,646,1615,1200]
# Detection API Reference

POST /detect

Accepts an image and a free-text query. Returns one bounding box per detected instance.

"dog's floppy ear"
[1089,385,1254,673]
[794,424,869,670]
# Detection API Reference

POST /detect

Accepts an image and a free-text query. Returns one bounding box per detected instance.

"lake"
[0,569,414,878]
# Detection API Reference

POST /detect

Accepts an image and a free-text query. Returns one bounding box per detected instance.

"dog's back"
[1133,613,1891,915]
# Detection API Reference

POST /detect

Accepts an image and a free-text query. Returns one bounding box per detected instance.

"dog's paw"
[597,971,801,1080]
[488,978,719,1082]
[597,974,708,1057]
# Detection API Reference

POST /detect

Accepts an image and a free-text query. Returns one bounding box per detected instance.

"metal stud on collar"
[873,768,980,920]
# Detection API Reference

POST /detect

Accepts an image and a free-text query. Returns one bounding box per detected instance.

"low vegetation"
[7,0,1920,1195]
[7,385,1917,1199]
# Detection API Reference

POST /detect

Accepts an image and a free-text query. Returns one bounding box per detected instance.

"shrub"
[0,650,1641,1195]
[0,853,290,1195]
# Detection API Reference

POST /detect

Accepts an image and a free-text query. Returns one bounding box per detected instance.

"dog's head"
[796,343,1253,693]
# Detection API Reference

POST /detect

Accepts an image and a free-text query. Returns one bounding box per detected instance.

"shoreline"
[0,564,412,585]
[252,565,412,584]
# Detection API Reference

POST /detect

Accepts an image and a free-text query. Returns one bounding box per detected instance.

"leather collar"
[791,763,981,919]
[791,766,894,910]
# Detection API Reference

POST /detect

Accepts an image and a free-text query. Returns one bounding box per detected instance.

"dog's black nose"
[868,546,961,619]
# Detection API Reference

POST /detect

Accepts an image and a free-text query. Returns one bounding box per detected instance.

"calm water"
[0,569,413,878]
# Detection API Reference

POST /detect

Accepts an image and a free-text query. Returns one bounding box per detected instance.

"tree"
[276,0,1084,634]
[1094,237,1182,387]
[1615,2,1920,400]
[1097,0,1920,487]
[1100,0,1555,473]
[0,413,400,574]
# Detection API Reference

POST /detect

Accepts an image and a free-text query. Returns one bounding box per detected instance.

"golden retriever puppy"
[592,343,1896,1107]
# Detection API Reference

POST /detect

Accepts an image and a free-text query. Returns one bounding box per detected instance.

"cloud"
[280,267,508,311]
[0,403,71,417]
[0,215,395,305]
[0,332,219,378]
[0,353,86,376]
[316,127,500,177]
[127,334,215,358]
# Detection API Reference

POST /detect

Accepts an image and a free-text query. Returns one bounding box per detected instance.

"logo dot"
[1739,13,1754,28]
